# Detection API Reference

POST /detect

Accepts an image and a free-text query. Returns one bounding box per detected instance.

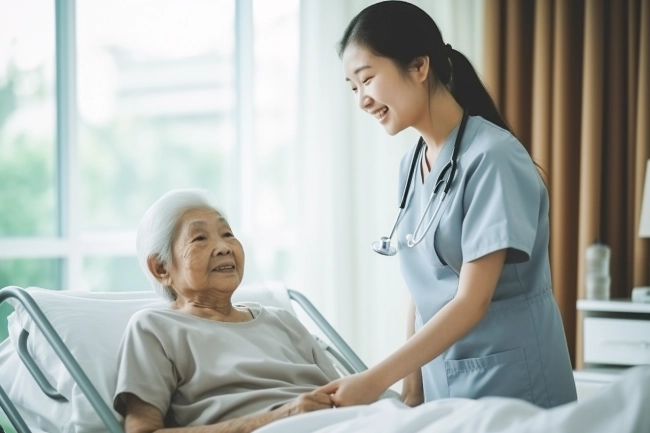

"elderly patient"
[113,189,339,433]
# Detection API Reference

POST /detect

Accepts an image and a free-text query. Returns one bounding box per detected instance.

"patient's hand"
[279,390,334,416]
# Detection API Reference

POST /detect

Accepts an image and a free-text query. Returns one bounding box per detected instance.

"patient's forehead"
[176,208,229,237]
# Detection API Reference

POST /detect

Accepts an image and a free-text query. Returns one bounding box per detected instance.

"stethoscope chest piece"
[371,236,397,256]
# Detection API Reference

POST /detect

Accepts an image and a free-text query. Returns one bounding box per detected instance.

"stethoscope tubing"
[372,110,469,256]
[406,190,446,247]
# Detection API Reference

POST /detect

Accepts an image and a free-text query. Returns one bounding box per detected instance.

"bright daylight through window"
[0,0,299,341]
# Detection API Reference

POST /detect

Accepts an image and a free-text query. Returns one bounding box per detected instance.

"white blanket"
[256,366,650,433]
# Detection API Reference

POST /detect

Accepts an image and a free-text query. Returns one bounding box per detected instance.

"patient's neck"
[172,293,253,322]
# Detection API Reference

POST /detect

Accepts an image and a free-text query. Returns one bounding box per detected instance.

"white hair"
[136,188,227,300]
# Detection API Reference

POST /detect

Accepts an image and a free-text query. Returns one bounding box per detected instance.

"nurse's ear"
[408,56,431,85]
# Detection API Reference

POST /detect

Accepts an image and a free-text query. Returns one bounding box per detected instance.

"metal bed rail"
[287,289,368,373]
[287,289,401,400]
[0,286,124,433]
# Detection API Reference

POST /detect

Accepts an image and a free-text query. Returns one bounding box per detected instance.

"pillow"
[6,280,296,432]
[0,339,73,433]
[7,288,167,432]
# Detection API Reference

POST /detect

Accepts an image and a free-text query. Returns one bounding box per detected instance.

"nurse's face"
[343,43,428,136]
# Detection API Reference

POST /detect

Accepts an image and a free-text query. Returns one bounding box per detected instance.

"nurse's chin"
[382,123,406,136]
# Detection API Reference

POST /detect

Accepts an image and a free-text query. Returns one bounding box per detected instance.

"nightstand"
[574,299,650,400]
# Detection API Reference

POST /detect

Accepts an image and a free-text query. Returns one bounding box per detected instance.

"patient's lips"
[212,262,236,272]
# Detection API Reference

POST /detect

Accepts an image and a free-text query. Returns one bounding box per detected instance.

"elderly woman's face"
[167,207,245,296]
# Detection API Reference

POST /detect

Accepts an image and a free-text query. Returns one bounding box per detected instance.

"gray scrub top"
[396,116,577,408]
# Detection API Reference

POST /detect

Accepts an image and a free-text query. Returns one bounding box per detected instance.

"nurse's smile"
[369,106,389,122]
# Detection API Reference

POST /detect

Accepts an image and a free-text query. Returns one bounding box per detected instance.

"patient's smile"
[212,263,236,272]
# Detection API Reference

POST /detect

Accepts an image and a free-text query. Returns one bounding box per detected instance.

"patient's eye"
[192,236,207,242]
[222,231,234,238]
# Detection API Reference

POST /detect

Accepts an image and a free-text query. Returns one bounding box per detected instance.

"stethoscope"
[372,110,469,256]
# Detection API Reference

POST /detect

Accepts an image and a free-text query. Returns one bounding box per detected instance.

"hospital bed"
[0,281,392,433]
[3,284,650,433]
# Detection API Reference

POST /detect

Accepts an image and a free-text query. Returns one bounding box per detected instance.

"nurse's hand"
[401,371,424,407]
[316,371,385,407]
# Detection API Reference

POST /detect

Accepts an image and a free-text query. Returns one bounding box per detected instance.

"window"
[0,0,57,239]
[0,0,300,340]
[249,0,299,281]
[76,0,237,234]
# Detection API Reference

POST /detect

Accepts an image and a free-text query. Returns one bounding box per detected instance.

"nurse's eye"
[362,77,372,85]
[350,87,358,93]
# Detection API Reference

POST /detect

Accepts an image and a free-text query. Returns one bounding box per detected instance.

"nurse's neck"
[416,88,464,154]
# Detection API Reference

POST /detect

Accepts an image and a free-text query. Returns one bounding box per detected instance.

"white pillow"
[7,288,167,432]
[6,280,296,432]
[0,339,74,433]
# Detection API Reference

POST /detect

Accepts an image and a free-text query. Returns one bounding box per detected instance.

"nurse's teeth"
[373,107,388,119]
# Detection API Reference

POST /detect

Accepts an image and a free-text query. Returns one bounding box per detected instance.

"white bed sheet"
[256,366,650,433]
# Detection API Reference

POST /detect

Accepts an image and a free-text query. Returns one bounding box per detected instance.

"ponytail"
[427,42,511,133]
[447,49,547,182]
[447,49,512,133]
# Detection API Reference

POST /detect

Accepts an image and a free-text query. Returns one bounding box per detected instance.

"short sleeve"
[461,140,541,264]
[113,311,177,417]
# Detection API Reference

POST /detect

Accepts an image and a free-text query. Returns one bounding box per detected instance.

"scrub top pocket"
[444,347,533,402]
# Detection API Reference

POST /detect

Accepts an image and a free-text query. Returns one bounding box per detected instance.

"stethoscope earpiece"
[371,110,469,256]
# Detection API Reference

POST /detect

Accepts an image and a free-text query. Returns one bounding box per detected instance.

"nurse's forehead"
[342,45,378,78]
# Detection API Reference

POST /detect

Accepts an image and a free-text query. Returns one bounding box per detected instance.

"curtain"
[484,0,650,367]
[296,0,485,368]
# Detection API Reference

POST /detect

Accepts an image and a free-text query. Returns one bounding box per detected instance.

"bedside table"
[574,299,650,400]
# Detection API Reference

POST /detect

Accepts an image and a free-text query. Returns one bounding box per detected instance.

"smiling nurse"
[318,1,577,408]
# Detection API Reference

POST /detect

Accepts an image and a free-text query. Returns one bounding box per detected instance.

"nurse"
[318,1,577,408]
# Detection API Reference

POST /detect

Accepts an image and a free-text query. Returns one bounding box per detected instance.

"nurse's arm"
[401,298,424,406]
[364,249,507,401]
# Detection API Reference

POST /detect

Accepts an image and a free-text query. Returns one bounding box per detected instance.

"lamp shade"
[639,160,650,237]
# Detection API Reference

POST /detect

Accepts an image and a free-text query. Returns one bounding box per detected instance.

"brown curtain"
[484,0,650,367]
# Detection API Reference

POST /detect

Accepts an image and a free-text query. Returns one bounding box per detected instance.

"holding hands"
[317,371,386,407]
[280,390,335,416]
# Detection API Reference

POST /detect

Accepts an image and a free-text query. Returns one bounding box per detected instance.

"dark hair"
[337,0,511,133]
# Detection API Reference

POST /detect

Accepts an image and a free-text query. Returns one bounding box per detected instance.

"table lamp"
[633,159,650,302]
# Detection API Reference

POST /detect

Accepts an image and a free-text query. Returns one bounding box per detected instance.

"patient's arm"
[123,391,332,433]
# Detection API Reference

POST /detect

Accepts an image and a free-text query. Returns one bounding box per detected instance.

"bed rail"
[288,289,368,374]
[288,289,401,400]
[0,286,124,433]
[17,329,68,402]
